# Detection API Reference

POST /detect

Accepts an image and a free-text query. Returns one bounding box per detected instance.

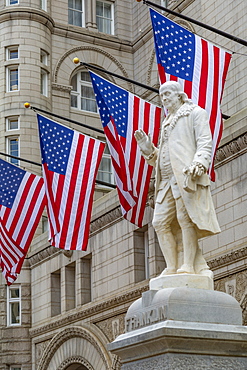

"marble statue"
[134,81,220,276]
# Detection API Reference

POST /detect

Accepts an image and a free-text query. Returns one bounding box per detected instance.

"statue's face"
[160,87,180,111]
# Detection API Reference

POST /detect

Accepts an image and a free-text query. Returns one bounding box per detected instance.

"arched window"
[70,70,97,113]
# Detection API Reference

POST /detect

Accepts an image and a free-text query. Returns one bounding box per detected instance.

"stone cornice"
[52,83,72,92]
[208,246,247,271]
[0,7,54,32]
[215,132,247,168]
[89,206,123,236]
[29,285,148,338]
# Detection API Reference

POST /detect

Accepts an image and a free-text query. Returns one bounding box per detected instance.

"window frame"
[97,145,115,186]
[68,0,85,28]
[40,0,47,11]
[7,285,21,327]
[6,0,19,5]
[70,70,98,113]
[6,66,19,92]
[6,136,20,165]
[6,116,20,131]
[6,46,19,61]
[96,0,114,35]
[41,68,48,97]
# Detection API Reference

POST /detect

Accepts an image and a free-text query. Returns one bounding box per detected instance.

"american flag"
[150,8,232,181]
[90,72,161,227]
[0,159,46,285]
[37,114,105,250]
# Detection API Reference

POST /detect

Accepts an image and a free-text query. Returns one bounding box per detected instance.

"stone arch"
[37,325,112,370]
[53,46,134,92]
[57,355,93,370]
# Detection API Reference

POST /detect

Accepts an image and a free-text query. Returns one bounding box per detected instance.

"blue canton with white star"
[38,115,74,175]
[90,72,128,138]
[0,159,25,208]
[150,8,195,81]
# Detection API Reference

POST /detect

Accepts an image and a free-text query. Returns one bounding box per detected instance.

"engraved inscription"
[125,305,167,332]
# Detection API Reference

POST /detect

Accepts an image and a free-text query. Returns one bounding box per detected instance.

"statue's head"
[159,81,189,107]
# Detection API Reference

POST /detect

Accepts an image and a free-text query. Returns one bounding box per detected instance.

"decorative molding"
[57,356,94,370]
[208,246,247,270]
[90,206,123,236]
[52,83,72,92]
[53,46,133,93]
[0,8,54,32]
[28,246,59,268]
[37,326,108,370]
[95,313,125,342]
[215,133,247,167]
[30,285,148,338]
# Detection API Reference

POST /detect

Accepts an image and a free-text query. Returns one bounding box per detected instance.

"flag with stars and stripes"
[0,159,46,285]
[150,8,232,181]
[90,72,161,227]
[37,114,105,250]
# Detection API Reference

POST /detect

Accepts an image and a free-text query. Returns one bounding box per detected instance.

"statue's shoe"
[177,264,195,274]
[161,267,177,275]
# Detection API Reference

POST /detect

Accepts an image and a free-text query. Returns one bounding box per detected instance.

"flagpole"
[141,0,247,48]
[0,152,116,189]
[75,60,230,120]
[29,105,104,135]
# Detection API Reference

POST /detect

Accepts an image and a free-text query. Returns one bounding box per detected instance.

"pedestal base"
[109,320,247,369]
[108,285,247,369]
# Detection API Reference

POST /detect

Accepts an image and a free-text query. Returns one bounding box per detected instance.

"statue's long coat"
[146,103,220,238]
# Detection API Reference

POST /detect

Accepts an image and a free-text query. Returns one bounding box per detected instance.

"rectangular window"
[6,117,19,131]
[40,50,48,65]
[10,367,21,370]
[40,0,47,11]
[51,270,61,316]
[68,0,85,27]
[65,263,76,311]
[97,145,115,185]
[71,71,97,112]
[80,256,91,305]
[41,69,48,96]
[134,226,149,283]
[6,136,19,165]
[96,1,114,35]
[6,46,19,60]
[7,286,21,326]
[7,0,19,5]
[7,66,19,92]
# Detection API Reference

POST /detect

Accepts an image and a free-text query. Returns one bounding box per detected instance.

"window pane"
[10,288,19,298]
[74,10,82,27]
[68,9,73,24]
[71,75,77,91]
[68,0,73,8]
[71,94,78,108]
[9,49,18,59]
[96,1,103,16]
[81,85,95,99]
[74,0,82,11]
[9,69,18,91]
[103,2,111,17]
[10,302,20,324]
[81,71,91,82]
[81,98,97,112]
[10,0,19,4]
[8,118,18,130]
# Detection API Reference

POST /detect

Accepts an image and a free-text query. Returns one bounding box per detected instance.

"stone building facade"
[0,0,246,369]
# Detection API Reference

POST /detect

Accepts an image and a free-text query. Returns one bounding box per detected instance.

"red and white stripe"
[160,35,231,181]
[43,130,105,250]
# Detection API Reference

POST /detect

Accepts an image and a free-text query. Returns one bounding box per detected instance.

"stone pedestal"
[108,276,247,369]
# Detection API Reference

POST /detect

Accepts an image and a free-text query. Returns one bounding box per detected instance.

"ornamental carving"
[57,356,94,370]
[214,270,247,325]
[53,46,133,93]
[208,246,247,270]
[90,206,123,235]
[215,133,247,166]
[37,326,109,370]
[30,285,148,338]
[95,314,125,342]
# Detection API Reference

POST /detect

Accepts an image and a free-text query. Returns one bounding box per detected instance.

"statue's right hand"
[134,129,153,156]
